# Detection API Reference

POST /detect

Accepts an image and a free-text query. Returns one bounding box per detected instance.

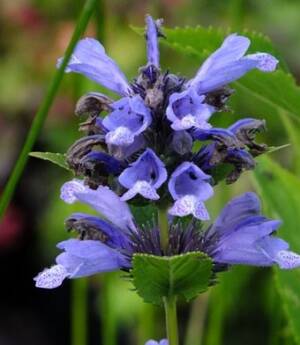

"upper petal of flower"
[208,192,261,238]
[168,162,214,220]
[65,212,131,250]
[145,15,162,67]
[60,179,136,232]
[57,38,131,96]
[79,151,125,177]
[119,148,167,201]
[205,193,300,269]
[56,239,126,276]
[168,162,213,200]
[189,34,278,94]
[103,95,152,146]
[192,34,250,80]
[166,88,214,131]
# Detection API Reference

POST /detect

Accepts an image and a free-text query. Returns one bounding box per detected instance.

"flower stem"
[0,0,98,220]
[163,296,179,345]
[71,279,88,345]
[158,208,169,252]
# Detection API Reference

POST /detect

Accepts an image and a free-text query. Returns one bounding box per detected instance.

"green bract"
[30,151,70,171]
[132,252,212,305]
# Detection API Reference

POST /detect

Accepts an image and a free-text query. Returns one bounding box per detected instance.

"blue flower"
[58,38,132,96]
[166,87,214,131]
[145,340,168,345]
[103,95,152,147]
[34,182,300,289]
[168,162,214,220]
[188,33,278,94]
[119,148,167,201]
[203,193,300,269]
[34,181,135,289]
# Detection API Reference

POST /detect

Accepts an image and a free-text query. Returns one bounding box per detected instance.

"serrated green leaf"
[132,252,212,305]
[253,156,300,344]
[30,151,70,171]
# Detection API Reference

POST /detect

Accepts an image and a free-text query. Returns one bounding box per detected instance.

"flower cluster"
[35,16,300,289]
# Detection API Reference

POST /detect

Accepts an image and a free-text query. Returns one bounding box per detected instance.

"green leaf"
[130,204,157,227]
[253,156,300,344]
[132,252,212,305]
[234,70,300,122]
[30,151,70,171]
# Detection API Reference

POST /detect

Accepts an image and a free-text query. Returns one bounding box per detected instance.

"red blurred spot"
[6,5,45,31]
[0,205,24,250]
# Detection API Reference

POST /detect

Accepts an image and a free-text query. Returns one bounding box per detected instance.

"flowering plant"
[33,15,300,345]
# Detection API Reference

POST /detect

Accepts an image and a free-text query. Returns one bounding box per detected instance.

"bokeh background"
[1,1,300,344]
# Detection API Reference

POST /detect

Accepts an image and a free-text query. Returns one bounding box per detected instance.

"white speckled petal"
[60,179,85,203]
[121,181,160,201]
[105,126,135,146]
[275,250,300,269]
[34,264,69,289]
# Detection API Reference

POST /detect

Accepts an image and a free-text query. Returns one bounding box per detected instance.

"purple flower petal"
[80,151,124,176]
[119,149,167,201]
[258,237,300,269]
[56,239,125,277]
[121,181,160,201]
[246,53,279,72]
[168,162,213,220]
[208,192,261,238]
[60,179,136,232]
[189,34,278,94]
[166,88,214,131]
[103,95,152,146]
[34,239,125,289]
[34,264,69,289]
[66,213,131,249]
[170,130,193,155]
[108,135,146,160]
[169,196,210,220]
[145,15,162,67]
[57,38,131,96]
[206,193,300,269]
[145,340,168,345]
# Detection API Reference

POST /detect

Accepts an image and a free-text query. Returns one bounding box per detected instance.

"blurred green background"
[1,0,300,345]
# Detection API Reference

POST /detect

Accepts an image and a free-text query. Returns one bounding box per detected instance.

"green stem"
[184,294,209,345]
[0,0,98,220]
[158,208,169,252]
[71,279,88,345]
[163,296,179,345]
[228,0,245,31]
[101,274,117,345]
[94,0,106,43]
